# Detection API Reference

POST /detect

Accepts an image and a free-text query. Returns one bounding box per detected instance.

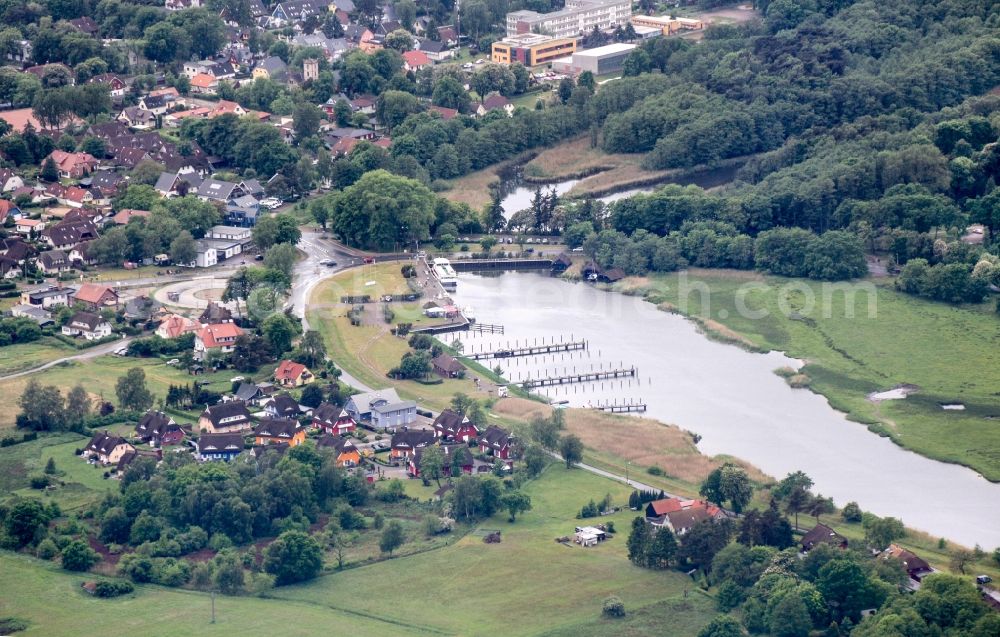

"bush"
[0,617,28,634]
[94,580,135,598]
[61,539,99,571]
[647,466,664,476]
[841,501,863,523]
[29,474,50,489]
[35,538,59,560]
[602,595,625,618]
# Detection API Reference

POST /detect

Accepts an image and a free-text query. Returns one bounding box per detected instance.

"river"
[500,163,743,217]
[451,272,1000,548]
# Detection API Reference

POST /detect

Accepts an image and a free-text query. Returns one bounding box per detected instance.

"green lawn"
[619,270,1000,480]
[0,338,75,376]
[270,465,711,636]
[0,356,275,431]
[0,552,432,636]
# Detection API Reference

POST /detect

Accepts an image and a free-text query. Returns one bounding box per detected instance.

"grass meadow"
[618,270,1000,480]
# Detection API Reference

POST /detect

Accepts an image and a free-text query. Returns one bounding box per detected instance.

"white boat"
[432,258,458,289]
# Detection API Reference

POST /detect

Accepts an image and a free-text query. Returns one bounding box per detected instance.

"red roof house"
[402,50,432,72]
[274,359,313,387]
[45,150,98,179]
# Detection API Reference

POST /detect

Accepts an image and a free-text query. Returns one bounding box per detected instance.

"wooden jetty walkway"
[520,366,635,389]
[590,402,647,414]
[469,340,587,360]
[450,258,553,272]
[467,322,504,334]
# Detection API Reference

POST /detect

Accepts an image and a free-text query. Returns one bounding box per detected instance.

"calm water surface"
[452,272,1000,547]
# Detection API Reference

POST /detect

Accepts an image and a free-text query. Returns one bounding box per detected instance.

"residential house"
[20,285,73,309]
[135,411,186,446]
[3,238,36,263]
[90,74,129,98]
[401,49,432,73]
[9,304,53,326]
[110,209,151,225]
[432,409,478,442]
[68,242,97,266]
[58,186,94,209]
[371,398,417,431]
[84,431,135,465]
[199,301,233,323]
[253,417,306,446]
[68,17,99,36]
[117,106,157,130]
[0,169,24,192]
[196,432,244,461]
[479,425,516,459]
[194,322,244,358]
[62,311,113,340]
[882,544,934,584]
[42,218,100,250]
[390,429,436,462]
[274,360,313,387]
[196,178,239,203]
[225,195,260,227]
[45,150,98,179]
[415,38,453,61]
[428,105,458,121]
[311,402,356,435]
[123,296,165,323]
[644,498,726,535]
[231,381,276,407]
[90,170,126,197]
[182,60,237,80]
[156,314,202,339]
[431,353,464,378]
[154,171,204,198]
[138,93,175,115]
[345,388,402,421]
[72,283,119,311]
[317,434,360,467]
[206,225,252,242]
[253,56,288,80]
[800,523,848,552]
[476,94,514,117]
[264,393,302,419]
[37,249,70,274]
[269,0,328,27]
[15,218,43,236]
[190,73,219,95]
[198,401,253,433]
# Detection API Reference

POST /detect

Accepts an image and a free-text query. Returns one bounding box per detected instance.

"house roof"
[68,311,107,331]
[402,50,431,68]
[317,433,357,455]
[253,417,300,439]
[190,73,218,88]
[200,401,251,426]
[267,393,300,416]
[482,94,512,110]
[432,353,463,373]
[372,400,416,415]
[158,314,201,339]
[124,295,163,320]
[429,105,458,120]
[480,425,512,448]
[196,179,238,201]
[391,429,436,449]
[111,209,151,225]
[416,37,446,53]
[257,56,288,76]
[883,544,932,573]
[47,150,97,173]
[233,382,264,402]
[86,431,132,455]
[199,301,233,323]
[38,250,68,269]
[136,410,175,437]
[275,359,308,382]
[349,388,402,414]
[312,402,351,425]
[664,507,714,533]
[197,432,244,453]
[43,218,100,246]
[197,322,244,348]
[800,523,847,550]
[74,283,116,305]
[433,409,474,435]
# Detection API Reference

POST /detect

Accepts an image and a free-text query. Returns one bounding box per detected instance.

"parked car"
[165,358,180,366]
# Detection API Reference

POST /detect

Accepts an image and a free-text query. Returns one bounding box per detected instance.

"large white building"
[506,0,631,39]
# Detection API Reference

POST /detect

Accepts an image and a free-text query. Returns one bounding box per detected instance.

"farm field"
[270,465,713,637]
[616,270,1000,481]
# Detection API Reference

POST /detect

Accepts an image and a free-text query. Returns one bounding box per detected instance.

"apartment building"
[506,0,631,39]
[491,33,577,66]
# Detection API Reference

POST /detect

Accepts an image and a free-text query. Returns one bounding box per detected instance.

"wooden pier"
[590,402,647,414]
[520,366,635,389]
[467,322,505,334]
[470,340,587,360]
[450,258,553,272]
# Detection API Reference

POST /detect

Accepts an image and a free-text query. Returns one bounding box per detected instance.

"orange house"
[318,434,360,467]
[252,418,306,447]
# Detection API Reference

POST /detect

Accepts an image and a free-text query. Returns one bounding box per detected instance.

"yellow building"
[630,14,703,35]
[491,33,577,67]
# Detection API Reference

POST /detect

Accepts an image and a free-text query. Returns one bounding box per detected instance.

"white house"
[62,311,113,340]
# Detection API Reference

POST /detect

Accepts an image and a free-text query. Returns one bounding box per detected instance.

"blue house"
[196,432,244,461]
[225,195,260,227]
